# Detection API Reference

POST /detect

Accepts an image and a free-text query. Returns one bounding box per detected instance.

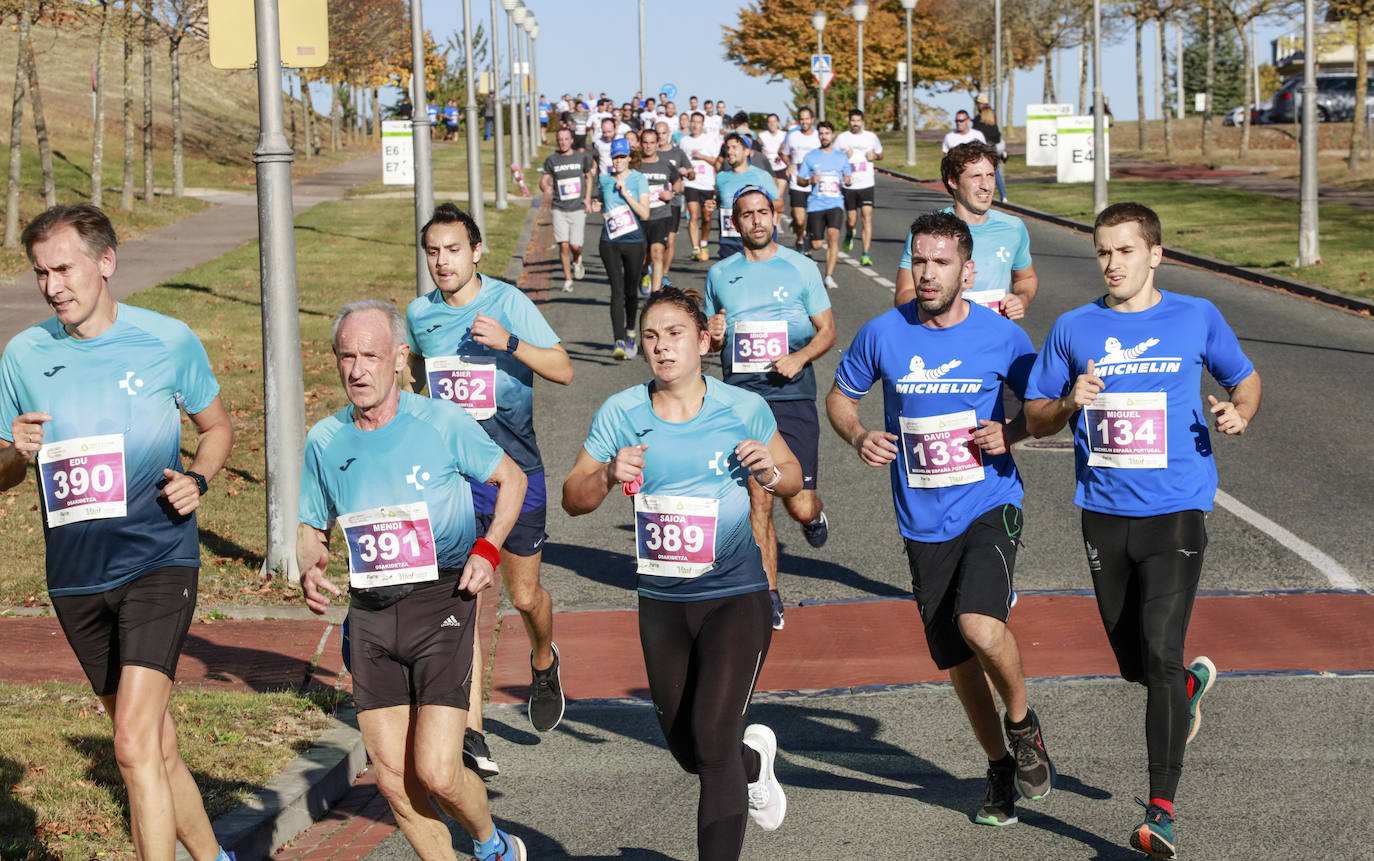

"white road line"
[873,276,895,287]
[1214,489,1363,591]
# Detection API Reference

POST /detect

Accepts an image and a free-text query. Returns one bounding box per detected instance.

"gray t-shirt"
[636,157,677,220]
[543,151,595,212]
[659,146,691,209]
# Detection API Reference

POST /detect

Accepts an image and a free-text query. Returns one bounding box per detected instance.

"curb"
[875,166,1374,316]
[175,706,366,860]
[504,196,540,284]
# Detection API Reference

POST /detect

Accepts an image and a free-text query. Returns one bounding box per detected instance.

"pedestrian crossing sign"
[812,54,834,91]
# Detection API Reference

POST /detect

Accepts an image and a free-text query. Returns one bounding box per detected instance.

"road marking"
[837,250,894,288]
[873,276,895,287]
[1215,489,1363,591]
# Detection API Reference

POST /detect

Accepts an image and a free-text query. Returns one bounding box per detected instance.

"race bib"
[634,493,718,578]
[1084,392,1167,469]
[898,410,984,489]
[339,502,440,590]
[425,355,497,420]
[691,159,714,184]
[38,433,127,528]
[649,183,667,208]
[851,158,872,173]
[816,173,841,197]
[606,204,637,239]
[556,176,582,201]
[770,155,784,170]
[720,210,739,238]
[731,320,789,373]
[963,288,1007,314]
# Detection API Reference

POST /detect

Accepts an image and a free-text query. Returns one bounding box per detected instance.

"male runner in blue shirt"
[795,121,852,290]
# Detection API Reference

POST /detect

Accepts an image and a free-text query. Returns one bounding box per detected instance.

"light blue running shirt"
[900,208,1032,309]
[797,149,851,212]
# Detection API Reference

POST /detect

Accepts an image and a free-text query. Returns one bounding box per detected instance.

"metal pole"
[530,33,540,148]
[524,30,536,162]
[489,0,508,208]
[994,0,1002,115]
[251,0,304,583]
[409,0,434,296]
[1297,0,1319,265]
[857,21,865,115]
[817,29,826,122]
[1175,22,1184,120]
[462,0,484,232]
[514,27,527,166]
[1092,0,1106,214]
[507,10,521,168]
[905,6,915,165]
[638,0,647,98]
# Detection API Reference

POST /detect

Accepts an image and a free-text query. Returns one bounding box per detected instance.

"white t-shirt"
[941,129,987,152]
[681,133,722,191]
[781,129,821,191]
[593,136,617,174]
[640,110,661,129]
[616,121,635,137]
[556,99,570,114]
[703,114,724,134]
[834,130,883,190]
[758,129,787,171]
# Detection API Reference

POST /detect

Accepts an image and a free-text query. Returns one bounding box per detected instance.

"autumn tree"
[3,0,33,247]
[1329,0,1373,166]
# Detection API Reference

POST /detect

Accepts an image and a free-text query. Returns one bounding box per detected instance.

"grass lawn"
[0,197,534,608]
[0,682,342,860]
[1001,179,1374,301]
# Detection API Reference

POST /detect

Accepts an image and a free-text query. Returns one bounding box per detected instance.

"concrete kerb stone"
[876,166,1374,317]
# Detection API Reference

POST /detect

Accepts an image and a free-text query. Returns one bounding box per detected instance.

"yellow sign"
[209,0,329,70]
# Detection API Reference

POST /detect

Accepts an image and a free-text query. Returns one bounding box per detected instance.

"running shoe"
[801,512,829,548]
[1005,708,1055,801]
[690,247,701,261]
[824,275,839,290]
[843,233,853,252]
[573,259,585,280]
[462,728,501,779]
[860,252,873,266]
[562,278,574,293]
[699,247,710,262]
[528,643,565,732]
[213,849,236,861]
[661,275,673,289]
[625,332,638,360]
[769,589,785,631]
[478,829,527,861]
[613,340,628,360]
[974,761,1018,826]
[743,724,787,830]
[1129,799,1176,858]
[1185,655,1217,744]
[639,280,651,298]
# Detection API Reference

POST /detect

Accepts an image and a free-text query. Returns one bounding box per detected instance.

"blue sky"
[401,0,1298,126]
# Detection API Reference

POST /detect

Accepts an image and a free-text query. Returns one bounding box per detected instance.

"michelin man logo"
[406,465,431,490]
[897,355,963,383]
[119,371,145,396]
[1098,336,1160,365]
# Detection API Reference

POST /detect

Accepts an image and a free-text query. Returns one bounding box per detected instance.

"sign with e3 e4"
[1025,104,1072,166]
[1055,115,1110,184]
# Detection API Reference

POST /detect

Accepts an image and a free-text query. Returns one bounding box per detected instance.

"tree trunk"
[26,41,55,207]
[1136,14,1147,150]
[92,0,110,208]
[3,0,30,248]
[330,88,339,151]
[1349,16,1370,167]
[1153,17,1164,121]
[1159,12,1173,158]
[142,2,153,201]
[1202,0,1215,156]
[121,2,135,211]
[1006,46,1017,141]
[1078,24,1089,113]
[1237,16,1252,159]
[372,87,381,142]
[302,79,315,161]
[169,34,184,196]
[1043,47,1055,102]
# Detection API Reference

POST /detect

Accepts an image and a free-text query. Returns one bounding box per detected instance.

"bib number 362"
[426,356,497,420]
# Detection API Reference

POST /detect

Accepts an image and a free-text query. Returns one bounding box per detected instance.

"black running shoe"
[1006,708,1055,801]
[462,728,500,779]
[974,762,1018,826]
[769,589,786,631]
[528,643,566,732]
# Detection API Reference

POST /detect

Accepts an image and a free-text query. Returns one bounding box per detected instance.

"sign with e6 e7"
[1055,116,1110,184]
[382,121,413,187]
[1025,103,1073,166]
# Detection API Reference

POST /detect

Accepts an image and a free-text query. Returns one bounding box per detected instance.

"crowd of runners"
[0,88,1260,861]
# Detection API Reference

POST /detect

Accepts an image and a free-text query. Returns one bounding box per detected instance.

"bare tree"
[142,0,153,200]
[4,0,33,247]
[1202,0,1216,156]
[121,0,135,210]
[26,29,55,206]
[1017,0,1083,103]
[92,0,111,207]
[1329,0,1373,166]
[156,0,206,197]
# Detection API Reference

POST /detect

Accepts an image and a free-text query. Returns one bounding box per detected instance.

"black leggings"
[639,590,772,860]
[599,238,645,342]
[1082,509,1207,802]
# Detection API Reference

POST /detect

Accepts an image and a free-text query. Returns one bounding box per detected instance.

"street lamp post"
[902,0,916,166]
[408,0,434,296]
[1092,0,1106,213]
[461,0,484,231]
[812,9,827,122]
[1298,0,1319,264]
[528,19,541,149]
[523,16,537,162]
[502,0,523,169]
[512,7,528,166]
[489,0,508,208]
[638,0,646,99]
[851,1,868,115]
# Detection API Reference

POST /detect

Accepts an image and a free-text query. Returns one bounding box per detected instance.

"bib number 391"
[634,493,718,578]
[339,502,440,589]
[425,356,497,420]
[38,433,128,528]
[898,410,984,489]
[1083,392,1167,469]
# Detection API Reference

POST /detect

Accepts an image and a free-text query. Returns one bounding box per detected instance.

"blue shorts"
[768,399,819,490]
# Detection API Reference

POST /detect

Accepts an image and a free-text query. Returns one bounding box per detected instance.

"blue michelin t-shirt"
[797,149,851,212]
[582,377,777,602]
[705,247,830,402]
[834,301,1035,542]
[406,274,560,512]
[299,391,504,608]
[900,208,1032,304]
[0,304,220,596]
[598,169,649,244]
[1024,290,1254,516]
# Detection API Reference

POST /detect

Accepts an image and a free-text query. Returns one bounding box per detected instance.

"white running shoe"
[562,278,574,292]
[573,259,585,280]
[744,724,786,831]
[824,275,839,290]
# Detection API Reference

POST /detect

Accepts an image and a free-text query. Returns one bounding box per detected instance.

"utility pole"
[409,0,434,296]
[1092,0,1106,214]
[638,0,647,99]
[462,0,484,231]
[1297,0,1320,264]
[505,2,522,169]
[904,0,917,166]
[489,0,508,208]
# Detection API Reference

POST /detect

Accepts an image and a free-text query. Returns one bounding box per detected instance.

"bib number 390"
[38,433,128,527]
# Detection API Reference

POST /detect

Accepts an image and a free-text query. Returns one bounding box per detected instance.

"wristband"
[470,537,501,569]
[761,465,782,492]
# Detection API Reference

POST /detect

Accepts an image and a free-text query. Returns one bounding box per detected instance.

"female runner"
[592,137,652,359]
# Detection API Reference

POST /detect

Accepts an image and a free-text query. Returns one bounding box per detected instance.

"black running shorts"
[787,188,811,210]
[806,207,845,241]
[476,505,548,558]
[843,186,876,210]
[666,205,683,234]
[643,217,672,247]
[684,187,712,206]
[768,399,820,490]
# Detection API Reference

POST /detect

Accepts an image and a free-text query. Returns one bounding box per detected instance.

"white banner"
[1056,116,1109,184]
[382,120,413,186]
[1025,104,1073,166]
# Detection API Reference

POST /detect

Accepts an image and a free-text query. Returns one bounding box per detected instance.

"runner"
[834,108,883,266]
[780,107,820,250]
[757,113,789,216]
[705,187,835,631]
[942,109,987,152]
[562,286,797,860]
[1,204,236,861]
[1024,202,1260,859]
[538,94,551,144]
[640,97,660,129]
[656,119,695,283]
[593,138,653,359]
[795,121,852,290]
[593,116,619,175]
[673,111,690,146]
[894,142,1038,318]
[707,136,776,261]
[406,204,574,775]
[827,210,1056,828]
[724,112,774,173]
[541,127,596,293]
[636,127,683,294]
[299,300,528,861]
[443,99,460,141]
[681,112,722,263]
[703,99,723,134]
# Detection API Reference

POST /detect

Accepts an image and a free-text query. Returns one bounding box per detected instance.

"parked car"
[1223,99,1275,125]
[1267,74,1374,123]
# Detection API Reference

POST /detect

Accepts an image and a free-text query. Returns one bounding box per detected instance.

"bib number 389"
[634,493,718,578]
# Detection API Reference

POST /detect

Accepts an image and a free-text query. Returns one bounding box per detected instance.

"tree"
[156,0,207,197]
[1182,8,1245,121]
[91,0,111,207]
[27,39,55,208]
[142,0,153,200]
[3,0,32,247]
[1015,0,1084,102]
[121,0,136,210]
[1330,0,1374,166]
[1221,0,1295,159]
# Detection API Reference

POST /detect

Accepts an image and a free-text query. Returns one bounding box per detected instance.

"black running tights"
[1081,509,1207,802]
[639,590,772,861]
[599,238,645,342]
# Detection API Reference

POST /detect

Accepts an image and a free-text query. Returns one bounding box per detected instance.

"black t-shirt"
[543,151,596,212]
[972,118,1002,146]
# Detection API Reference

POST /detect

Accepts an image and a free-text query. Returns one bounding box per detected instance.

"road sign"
[812,54,834,91]
[382,121,414,187]
[208,0,329,69]
[661,83,678,100]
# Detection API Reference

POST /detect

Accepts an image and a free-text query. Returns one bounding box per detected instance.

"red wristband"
[470,537,501,569]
